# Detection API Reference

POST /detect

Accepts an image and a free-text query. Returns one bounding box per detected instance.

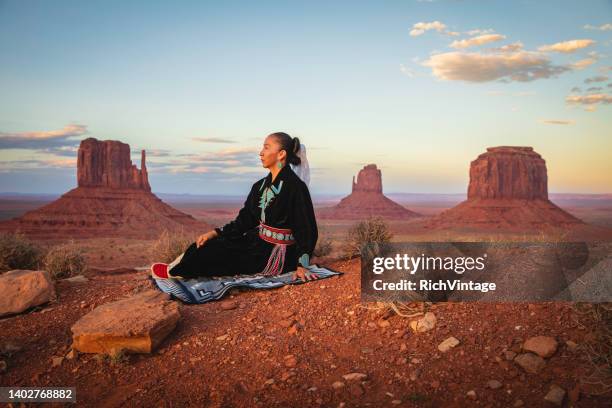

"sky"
[0,0,611,196]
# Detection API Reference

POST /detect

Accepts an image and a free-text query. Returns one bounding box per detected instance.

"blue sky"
[1,0,611,195]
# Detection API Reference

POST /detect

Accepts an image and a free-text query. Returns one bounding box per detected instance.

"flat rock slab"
[71,290,180,354]
[0,270,56,318]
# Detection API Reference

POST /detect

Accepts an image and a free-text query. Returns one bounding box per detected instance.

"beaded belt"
[258,222,295,245]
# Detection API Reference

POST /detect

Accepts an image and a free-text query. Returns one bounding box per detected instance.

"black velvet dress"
[169,165,318,279]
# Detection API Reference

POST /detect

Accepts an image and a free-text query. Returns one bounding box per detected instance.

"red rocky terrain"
[0,138,208,239]
[0,257,608,407]
[318,164,420,220]
[426,147,583,231]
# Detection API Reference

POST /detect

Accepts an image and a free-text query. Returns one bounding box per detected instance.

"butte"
[0,138,209,239]
[317,164,420,220]
[425,146,582,231]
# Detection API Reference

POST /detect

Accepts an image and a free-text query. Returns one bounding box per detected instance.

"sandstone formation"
[426,147,582,230]
[317,164,420,220]
[0,138,208,238]
[0,270,56,317]
[71,290,180,354]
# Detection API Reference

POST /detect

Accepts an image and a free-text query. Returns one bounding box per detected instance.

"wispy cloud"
[450,34,506,49]
[566,93,612,106]
[572,58,597,70]
[584,75,608,83]
[422,51,570,82]
[410,21,457,37]
[539,119,574,125]
[191,137,236,143]
[0,124,87,149]
[538,39,595,53]
[0,158,76,172]
[488,42,524,53]
[584,23,612,31]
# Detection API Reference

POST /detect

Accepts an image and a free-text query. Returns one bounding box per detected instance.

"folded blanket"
[152,264,342,304]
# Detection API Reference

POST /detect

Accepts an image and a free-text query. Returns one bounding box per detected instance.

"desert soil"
[1,253,609,407]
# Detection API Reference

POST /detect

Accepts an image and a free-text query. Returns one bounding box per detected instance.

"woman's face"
[260,135,286,169]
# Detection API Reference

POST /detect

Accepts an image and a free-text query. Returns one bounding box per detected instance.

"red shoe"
[151,263,169,279]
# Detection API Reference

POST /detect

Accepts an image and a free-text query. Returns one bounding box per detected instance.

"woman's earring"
[277,161,283,169]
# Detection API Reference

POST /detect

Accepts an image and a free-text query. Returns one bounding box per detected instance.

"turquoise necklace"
[258,180,283,222]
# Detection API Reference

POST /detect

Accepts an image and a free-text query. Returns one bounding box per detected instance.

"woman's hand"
[196,230,218,248]
[292,266,319,282]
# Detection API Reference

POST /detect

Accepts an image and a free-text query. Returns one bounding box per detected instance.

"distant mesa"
[0,138,208,239]
[426,146,583,230]
[317,164,420,220]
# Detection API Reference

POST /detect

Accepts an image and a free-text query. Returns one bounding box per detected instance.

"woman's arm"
[291,182,318,266]
[215,181,260,239]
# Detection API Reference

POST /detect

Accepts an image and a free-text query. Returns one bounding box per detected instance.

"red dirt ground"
[1,257,609,407]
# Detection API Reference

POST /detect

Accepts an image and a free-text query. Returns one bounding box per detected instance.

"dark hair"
[268,132,301,165]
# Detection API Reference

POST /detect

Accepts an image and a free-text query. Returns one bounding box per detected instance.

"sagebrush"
[0,232,43,272]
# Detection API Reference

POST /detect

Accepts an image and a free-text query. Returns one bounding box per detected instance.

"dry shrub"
[573,302,612,395]
[151,229,193,264]
[0,232,43,273]
[343,217,393,260]
[313,230,333,258]
[43,242,86,280]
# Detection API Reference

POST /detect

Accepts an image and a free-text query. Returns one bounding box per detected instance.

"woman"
[151,132,319,282]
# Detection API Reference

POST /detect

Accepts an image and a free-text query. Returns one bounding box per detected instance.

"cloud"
[584,23,612,31]
[410,21,456,37]
[572,58,597,70]
[489,42,524,53]
[191,137,236,143]
[450,34,506,49]
[608,83,612,88]
[538,39,595,53]
[566,93,612,105]
[422,50,570,82]
[584,75,608,83]
[0,158,76,172]
[586,86,603,92]
[0,124,87,149]
[571,86,582,92]
[399,64,415,77]
[539,119,574,125]
[466,28,494,36]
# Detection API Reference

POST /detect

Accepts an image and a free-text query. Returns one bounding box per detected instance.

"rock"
[513,399,524,407]
[216,334,229,342]
[279,319,296,328]
[523,336,558,358]
[514,353,545,374]
[349,383,364,396]
[466,390,477,400]
[317,164,420,220]
[426,146,582,230]
[0,138,207,239]
[0,360,6,373]
[410,312,436,333]
[65,349,76,360]
[51,356,64,367]
[0,270,56,318]
[342,372,368,381]
[487,380,503,389]
[468,146,547,200]
[565,340,578,351]
[71,290,180,354]
[219,300,237,311]
[438,336,460,352]
[332,381,345,390]
[284,355,298,368]
[544,384,565,406]
[391,400,401,405]
[63,275,89,284]
[78,138,150,190]
[504,350,517,361]
[377,319,390,328]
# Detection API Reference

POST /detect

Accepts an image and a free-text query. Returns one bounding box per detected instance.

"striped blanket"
[152,264,341,304]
